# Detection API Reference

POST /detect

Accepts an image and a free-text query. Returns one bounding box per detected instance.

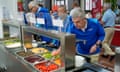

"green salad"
[42,52,60,60]
[4,39,20,45]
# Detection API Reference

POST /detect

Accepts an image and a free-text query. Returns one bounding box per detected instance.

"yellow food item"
[31,48,48,54]
[24,43,32,48]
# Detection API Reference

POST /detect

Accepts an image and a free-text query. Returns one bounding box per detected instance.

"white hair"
[70,8,85,19]
[28,1,38,7]
[103,3,111,8]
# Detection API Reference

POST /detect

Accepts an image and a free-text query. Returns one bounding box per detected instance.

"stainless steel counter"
[0,42,111,72]
[0,20,114,72]
[0,42,35,72]
[0,41,67,72]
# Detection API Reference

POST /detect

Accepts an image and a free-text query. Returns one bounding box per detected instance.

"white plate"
[6,43,21,48]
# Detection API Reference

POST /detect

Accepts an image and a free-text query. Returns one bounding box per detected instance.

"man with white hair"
[28,0,49,13]
[101,3,116,60]
[52,8,105,63]
[28,1,53,43]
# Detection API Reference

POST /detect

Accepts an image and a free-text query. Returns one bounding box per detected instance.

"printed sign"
[52,19,63,27]
[37,18,45,24]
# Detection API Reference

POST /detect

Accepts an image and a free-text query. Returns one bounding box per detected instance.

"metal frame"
[2,20,24,40]
[22,26,76,71]
[1,20,76,72]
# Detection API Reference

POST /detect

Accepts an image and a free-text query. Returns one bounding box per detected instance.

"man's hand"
[100,20,105,26]
[51,47,61,56]
[89,44,97,53]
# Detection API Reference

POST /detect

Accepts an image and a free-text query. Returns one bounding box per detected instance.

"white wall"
[0,0,5,38]
[81,0,85,10]
[5,0,18,19]
[0,0,18,18]
[0,0,18,38]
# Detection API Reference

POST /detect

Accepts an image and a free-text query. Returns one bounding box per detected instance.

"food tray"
[24,55,45,64]
[30,47,49,54]
[4,38,21,48]
[34,60,60,72]
[5,42,21,48]
[15,50,34,58]
[40,52,60,60]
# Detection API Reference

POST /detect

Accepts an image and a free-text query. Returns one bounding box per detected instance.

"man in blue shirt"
[52,8,105,63]
[50,5,72,46]
[101,3,116,57]
[51,5,72,32]
[28,1,52,43]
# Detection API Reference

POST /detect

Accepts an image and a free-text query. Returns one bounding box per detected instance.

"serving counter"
[0,20,76,72]
[21,26,76,71]
[0,20,111,72]
[0,42,36,72]
[0,42,111,72]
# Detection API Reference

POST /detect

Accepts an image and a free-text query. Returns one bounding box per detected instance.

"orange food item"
[54,58,61,66]
[54,58,64,67]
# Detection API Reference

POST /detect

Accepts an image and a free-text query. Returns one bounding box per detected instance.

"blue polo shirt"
[35,7,53,43]
[52,15,71,32]
[51,16,73,46]
[35,7,53,28]
[102,9,116,27]
[67,18,105,55]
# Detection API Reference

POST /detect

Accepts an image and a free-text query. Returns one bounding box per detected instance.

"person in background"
[52,8,105,63]
[100,3,116,60]
[25,12,35,25]
[85,11,92,18]
[28,1,52,27]
[50,5,59,19]
[56,5,71,32]
[28,1,53,43]
[70,2,81,16]
[49,5,72,47]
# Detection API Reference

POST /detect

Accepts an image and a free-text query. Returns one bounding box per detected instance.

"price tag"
[52,19,63,27]
[37,18,45,24]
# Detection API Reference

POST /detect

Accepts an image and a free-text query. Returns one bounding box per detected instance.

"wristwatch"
[95,43,101,48]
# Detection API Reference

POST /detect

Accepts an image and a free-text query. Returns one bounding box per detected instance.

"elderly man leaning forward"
[52,8,105,63]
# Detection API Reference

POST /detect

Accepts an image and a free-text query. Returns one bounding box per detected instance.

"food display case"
[21,26,76,71]
[0,20,34,72]
[0,20,111,72]
[0,20,76,72]
[19,26,113,72]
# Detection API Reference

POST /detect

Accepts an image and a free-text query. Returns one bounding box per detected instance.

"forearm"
[100,20,105,26]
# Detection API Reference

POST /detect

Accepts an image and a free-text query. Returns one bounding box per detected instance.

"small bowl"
[32,43,38,47]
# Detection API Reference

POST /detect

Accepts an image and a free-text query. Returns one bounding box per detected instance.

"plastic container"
[75,55,86,67]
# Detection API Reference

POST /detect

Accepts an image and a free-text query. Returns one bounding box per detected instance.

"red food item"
[34,61,59,72]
